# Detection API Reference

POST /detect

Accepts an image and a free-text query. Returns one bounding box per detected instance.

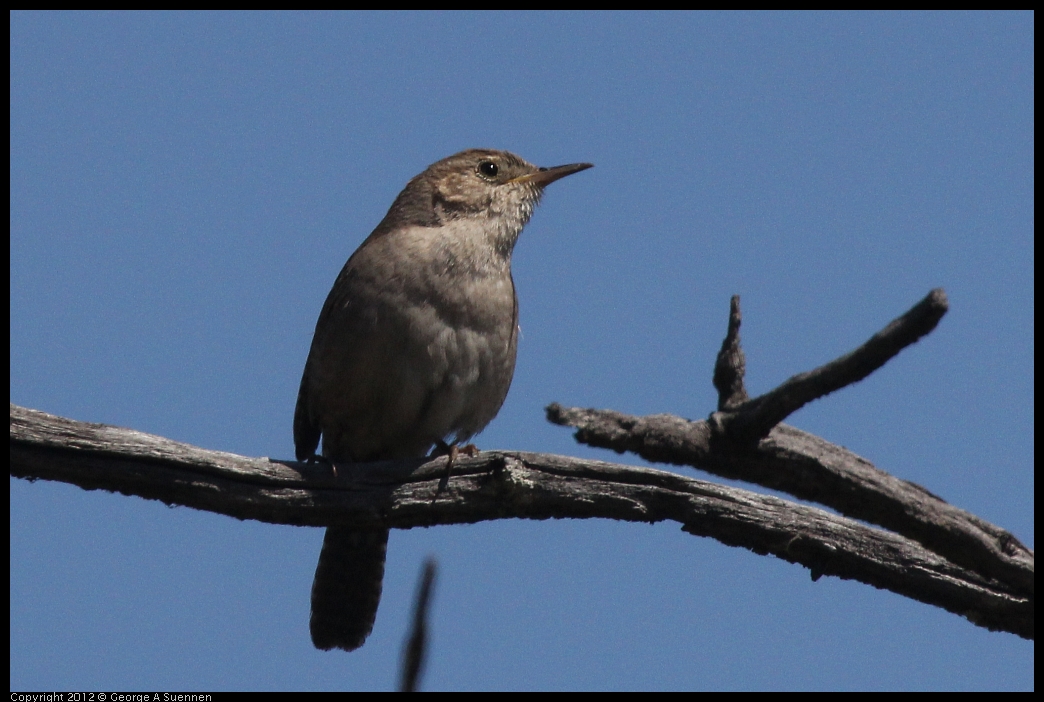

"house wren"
[294,148,592,651]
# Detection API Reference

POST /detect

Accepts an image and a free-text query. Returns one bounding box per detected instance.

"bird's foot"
[302,453,344,478]
[433,442,480,493]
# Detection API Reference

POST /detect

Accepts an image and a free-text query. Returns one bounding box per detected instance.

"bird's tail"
[310,526,389,651]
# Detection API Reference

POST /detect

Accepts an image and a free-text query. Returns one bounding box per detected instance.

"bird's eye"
[478,161,499,178]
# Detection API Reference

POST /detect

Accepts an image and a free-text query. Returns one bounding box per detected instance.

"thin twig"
[400,558,437,692]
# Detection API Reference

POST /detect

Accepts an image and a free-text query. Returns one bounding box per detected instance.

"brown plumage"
[295,149,591,651]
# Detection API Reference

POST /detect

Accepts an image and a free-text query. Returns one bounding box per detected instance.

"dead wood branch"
[546,289,1032,636]
[9,401,1033,639]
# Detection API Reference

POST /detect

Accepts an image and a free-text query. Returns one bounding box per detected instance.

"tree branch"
[713,288,949,444]
[9,403,1033,639]
[546,288,1032,609]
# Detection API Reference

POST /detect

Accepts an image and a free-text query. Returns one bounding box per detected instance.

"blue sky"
[10,11,1033,691]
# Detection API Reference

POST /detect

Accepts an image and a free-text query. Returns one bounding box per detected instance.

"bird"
[294,148,592,651]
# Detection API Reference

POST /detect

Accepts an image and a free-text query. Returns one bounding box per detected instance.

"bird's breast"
[313,224,520,457]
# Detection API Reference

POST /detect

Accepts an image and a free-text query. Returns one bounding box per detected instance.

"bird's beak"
[511,162,593,187]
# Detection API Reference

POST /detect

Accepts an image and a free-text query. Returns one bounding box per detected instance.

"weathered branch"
[714,288,949,443]
[9,403,1033,639]
[546,406,1033,598]
[546,288,1032,604]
